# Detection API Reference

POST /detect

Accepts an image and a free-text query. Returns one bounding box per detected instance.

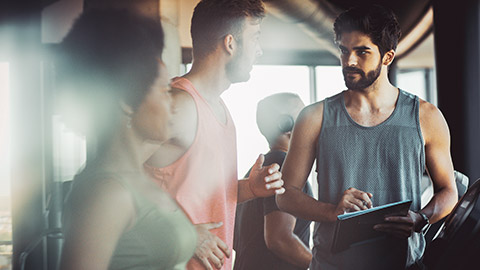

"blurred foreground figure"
[234,93,313,270]
[277,5,457,270]
[58,9,196,270]
[145,0,284,269]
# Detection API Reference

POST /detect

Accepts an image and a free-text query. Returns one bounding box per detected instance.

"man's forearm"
[420,185,458,224]
[266,234,312,268]
[265,211,312,268]
[276,186,337,222]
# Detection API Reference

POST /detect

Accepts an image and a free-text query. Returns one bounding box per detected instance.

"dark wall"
[433,0,480,184]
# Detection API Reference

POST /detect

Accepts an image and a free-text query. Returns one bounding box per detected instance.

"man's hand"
[333,187,373,219]
[193,222,231,270]
[247,154,285,198]
[373,210,424,238]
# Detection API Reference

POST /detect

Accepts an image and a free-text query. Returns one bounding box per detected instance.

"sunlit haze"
[0,63,10,198]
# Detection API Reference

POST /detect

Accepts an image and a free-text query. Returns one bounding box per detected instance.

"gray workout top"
[312,89,425,270]
[65,170,197,270]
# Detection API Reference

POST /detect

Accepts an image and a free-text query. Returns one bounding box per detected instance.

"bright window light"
[315,66,345,101]
[0,63,10,197]
[397,70,427,101]
[52,115,86,182]
[222,65,310,177]
[0,62,12,269]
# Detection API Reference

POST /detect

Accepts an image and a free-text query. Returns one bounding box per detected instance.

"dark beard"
[343,61,382,90]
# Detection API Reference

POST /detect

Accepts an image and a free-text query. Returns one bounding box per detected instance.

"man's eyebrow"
[353,46,372,50]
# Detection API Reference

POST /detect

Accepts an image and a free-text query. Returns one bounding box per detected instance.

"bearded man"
[276,5,457,270]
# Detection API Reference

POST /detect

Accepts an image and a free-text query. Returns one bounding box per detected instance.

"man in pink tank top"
[145,1,285,269]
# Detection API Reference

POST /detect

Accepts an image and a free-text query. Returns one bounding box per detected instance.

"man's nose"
[346,53,358,66]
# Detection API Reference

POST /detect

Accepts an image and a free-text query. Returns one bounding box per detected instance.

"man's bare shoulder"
[293,100,325,138]
[168,87,198,130]
[170,87,196,115]
[418,98,439,114]
[418,98,450,143]
[297,100,324,125]
[418,98,446,124]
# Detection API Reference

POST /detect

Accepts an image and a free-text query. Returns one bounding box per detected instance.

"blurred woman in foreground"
[58,9,196,270]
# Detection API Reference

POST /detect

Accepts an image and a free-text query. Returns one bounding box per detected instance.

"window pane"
[52,115,86,182]
[315,66,345,101]
[397,70,427,100]
[222,65,310,177]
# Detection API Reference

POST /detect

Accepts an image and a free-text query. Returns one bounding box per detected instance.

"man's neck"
[184,57,232,102]
[343,75,400,127]
[345,75,398,111]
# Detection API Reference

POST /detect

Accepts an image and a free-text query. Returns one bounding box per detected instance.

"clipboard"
[331,200,412,253]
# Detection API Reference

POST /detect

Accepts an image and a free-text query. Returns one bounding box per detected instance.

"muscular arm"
[264,211,312,268]
[276,102,338,222]
[375,100,458,237]
[419,100,457,223]
[60,180,135,270]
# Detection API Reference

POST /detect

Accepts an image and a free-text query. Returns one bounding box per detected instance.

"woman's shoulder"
[62,170,137,235]
[66,170,135,214]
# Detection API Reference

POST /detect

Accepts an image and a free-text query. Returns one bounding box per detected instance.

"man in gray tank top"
[276,5,458,270]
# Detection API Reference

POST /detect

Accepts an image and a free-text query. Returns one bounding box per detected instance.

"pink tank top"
[146,77,238,270]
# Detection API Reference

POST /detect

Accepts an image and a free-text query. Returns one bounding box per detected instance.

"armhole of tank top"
[414,96,426,172]
[219,98,232,127]
[316,98,328,173]
[318,98,328,142]
[162,83,201,167]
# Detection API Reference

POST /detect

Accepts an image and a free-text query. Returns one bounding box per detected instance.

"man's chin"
[345,79,358,89]
[230,73,251,84]
[345,82,364,90]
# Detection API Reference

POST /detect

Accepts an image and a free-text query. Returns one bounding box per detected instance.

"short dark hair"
[333,5,401,56]
[57,9,164,138]
[256,93,303,145]
[190,0,264,59]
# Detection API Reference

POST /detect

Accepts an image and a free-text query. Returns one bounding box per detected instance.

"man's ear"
[119,100,134,116]
[383,50,396,66]
[223,34,236,55]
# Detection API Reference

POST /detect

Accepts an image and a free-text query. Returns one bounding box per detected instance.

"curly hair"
[333,5,402,57]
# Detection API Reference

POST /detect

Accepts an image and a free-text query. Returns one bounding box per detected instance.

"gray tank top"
[312,90,425,270]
